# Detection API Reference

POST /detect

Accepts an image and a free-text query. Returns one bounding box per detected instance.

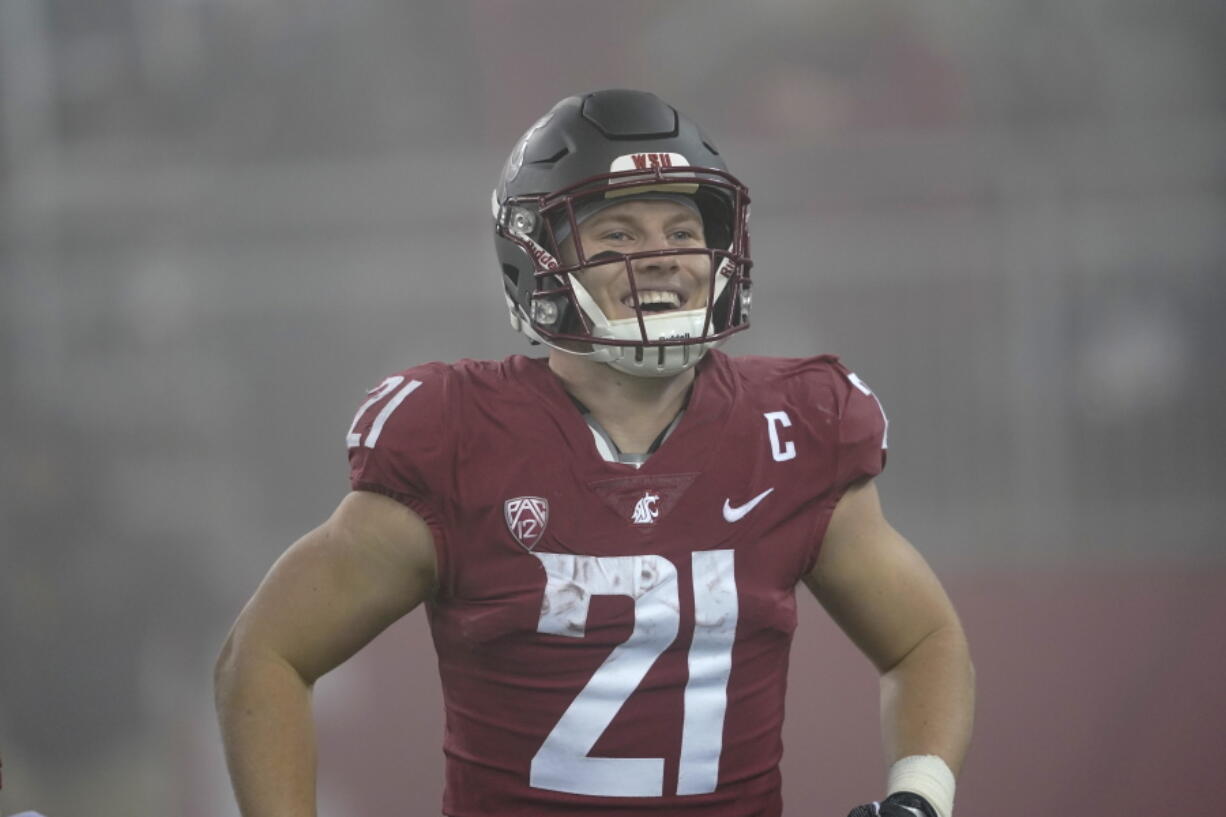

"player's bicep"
[804,480,957,673]
[227,490,437,684]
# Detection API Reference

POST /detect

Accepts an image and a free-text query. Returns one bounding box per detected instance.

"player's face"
[558,199,711,321]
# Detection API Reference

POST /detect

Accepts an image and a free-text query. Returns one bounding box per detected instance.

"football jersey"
[346,350,887,817]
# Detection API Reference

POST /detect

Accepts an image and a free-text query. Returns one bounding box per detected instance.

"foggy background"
[2,1,1223,815]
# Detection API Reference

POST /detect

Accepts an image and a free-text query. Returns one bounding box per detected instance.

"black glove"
[846,791,938,817]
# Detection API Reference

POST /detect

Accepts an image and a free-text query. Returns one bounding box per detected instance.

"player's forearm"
[879,622,975,775]
[215,642,319,817]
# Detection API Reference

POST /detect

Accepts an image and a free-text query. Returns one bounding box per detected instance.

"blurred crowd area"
[1,1,1224,816]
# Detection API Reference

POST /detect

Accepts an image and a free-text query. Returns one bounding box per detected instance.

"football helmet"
[493,89,752,377]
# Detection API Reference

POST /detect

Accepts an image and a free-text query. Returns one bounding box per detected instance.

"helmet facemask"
[497,163,752,377]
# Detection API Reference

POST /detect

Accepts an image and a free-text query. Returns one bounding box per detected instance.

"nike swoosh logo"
[722,488,774,522]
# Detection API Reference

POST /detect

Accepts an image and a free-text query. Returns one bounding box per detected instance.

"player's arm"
[804,479,974,817]
[214,490,437,817]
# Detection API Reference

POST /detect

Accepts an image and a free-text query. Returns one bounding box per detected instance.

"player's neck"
[547,351,694,455]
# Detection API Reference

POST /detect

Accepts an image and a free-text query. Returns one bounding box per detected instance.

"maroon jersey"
[347,350,887,816]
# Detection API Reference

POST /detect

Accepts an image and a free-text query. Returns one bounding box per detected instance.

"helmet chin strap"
[567,272,731,377]
[504,293,602,357]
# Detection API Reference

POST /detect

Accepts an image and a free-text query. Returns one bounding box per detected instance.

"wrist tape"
[886,754,955,817]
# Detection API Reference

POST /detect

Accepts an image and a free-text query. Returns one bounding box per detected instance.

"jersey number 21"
[532,551,738,798]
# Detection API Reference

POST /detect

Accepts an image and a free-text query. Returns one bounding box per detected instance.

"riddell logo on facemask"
[525,240,559,271]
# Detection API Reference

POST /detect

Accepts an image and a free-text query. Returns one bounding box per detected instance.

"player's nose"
[632,234,680,273]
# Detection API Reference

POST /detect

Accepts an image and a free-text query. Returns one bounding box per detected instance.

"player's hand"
[846,791,938,817]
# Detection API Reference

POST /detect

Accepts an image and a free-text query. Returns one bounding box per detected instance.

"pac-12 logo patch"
[504,496,549,551]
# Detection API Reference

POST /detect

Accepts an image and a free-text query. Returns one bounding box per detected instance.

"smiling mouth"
[623,290,683,312]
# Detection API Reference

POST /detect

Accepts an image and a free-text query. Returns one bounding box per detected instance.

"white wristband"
[886,754,956,817]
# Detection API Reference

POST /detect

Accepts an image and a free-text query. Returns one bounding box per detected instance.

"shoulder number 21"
[346,375,423,449]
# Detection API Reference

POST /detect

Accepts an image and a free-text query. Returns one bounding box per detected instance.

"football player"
[215,89,974,817]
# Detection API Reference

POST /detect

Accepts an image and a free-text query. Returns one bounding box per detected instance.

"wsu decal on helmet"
[608,153,698,195]
[610,152,690,172]
[504,496,550,551]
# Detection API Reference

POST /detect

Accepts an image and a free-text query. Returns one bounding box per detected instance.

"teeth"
[623,290,681,309]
